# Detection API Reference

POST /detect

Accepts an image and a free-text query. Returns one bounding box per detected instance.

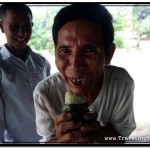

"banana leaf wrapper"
[62,103,89,121]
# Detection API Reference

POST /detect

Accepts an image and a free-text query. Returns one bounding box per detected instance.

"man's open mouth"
[70,77,87,85]
[16,38,26,44]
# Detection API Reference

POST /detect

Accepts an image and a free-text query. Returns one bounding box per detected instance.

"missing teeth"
[70,78,86,85]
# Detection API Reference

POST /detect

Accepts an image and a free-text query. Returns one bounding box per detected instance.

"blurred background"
[0,4,150,138]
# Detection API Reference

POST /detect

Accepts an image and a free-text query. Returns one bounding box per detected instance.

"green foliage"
[28,6,64,53]
[114,33,125,48]
[132,5,150,20]
[132,5,150,40]
[28,15,50,51]
[28,5,150,52]
[113,14,127,31]
[110,6,128,48]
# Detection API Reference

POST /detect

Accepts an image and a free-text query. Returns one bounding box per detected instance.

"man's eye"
[59,48,70,53]
[24,23,32,31]
[11,24,19,30]
[84,47,96,53]
[24,25,31,31]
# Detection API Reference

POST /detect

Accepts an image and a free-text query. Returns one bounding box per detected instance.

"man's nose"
[18,28,27,36]
[70,52,82,69]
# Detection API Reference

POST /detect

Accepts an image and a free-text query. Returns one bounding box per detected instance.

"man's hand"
[78,111,100,143]
[54,112,124,143]
[54,112,83,143]
[80,112,125,143]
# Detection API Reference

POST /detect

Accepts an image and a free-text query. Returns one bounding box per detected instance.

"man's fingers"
[81,121,100,132]
[84,111,97,120]
[54,113,72,126]
[56,120,82,137]
[57,129,83,143]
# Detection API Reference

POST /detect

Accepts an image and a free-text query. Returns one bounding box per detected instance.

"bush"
[114,34,125,48]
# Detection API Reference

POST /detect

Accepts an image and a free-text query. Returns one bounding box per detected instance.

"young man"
[0,4,51,142]
[33,4,136,143]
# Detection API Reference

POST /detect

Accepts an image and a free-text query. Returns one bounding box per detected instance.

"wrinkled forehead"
[58,20,102,38]
[60,19,101,31]
[57,20,104,46]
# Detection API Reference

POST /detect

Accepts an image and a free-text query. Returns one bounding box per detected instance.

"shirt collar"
[0,44,33,60]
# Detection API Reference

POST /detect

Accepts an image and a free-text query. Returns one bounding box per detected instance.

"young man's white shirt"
[0,45,50,142]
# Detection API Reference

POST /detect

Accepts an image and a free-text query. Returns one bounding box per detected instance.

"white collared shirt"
[0,45,50,142]
[33,65,136,142]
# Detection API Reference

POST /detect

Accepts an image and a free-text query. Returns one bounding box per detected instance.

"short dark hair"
[52,4,114,57]
[0,3,33,20]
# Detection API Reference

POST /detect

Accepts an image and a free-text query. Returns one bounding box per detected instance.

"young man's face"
[0,8,32,51]
[55,20,114,95]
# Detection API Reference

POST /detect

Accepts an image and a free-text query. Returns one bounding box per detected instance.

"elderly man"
[33,4,136,143]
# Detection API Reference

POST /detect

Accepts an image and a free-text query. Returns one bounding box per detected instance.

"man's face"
[55,20,107,95]
[0,8,32,51]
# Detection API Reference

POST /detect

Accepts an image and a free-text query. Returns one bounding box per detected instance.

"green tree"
[28,5,64,53]
[108,6,128,48]
[132,5,150,47]
[28,15,49,52]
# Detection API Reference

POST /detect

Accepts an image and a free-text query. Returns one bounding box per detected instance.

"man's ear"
[0,20,4,33]
[105,43,116,65]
